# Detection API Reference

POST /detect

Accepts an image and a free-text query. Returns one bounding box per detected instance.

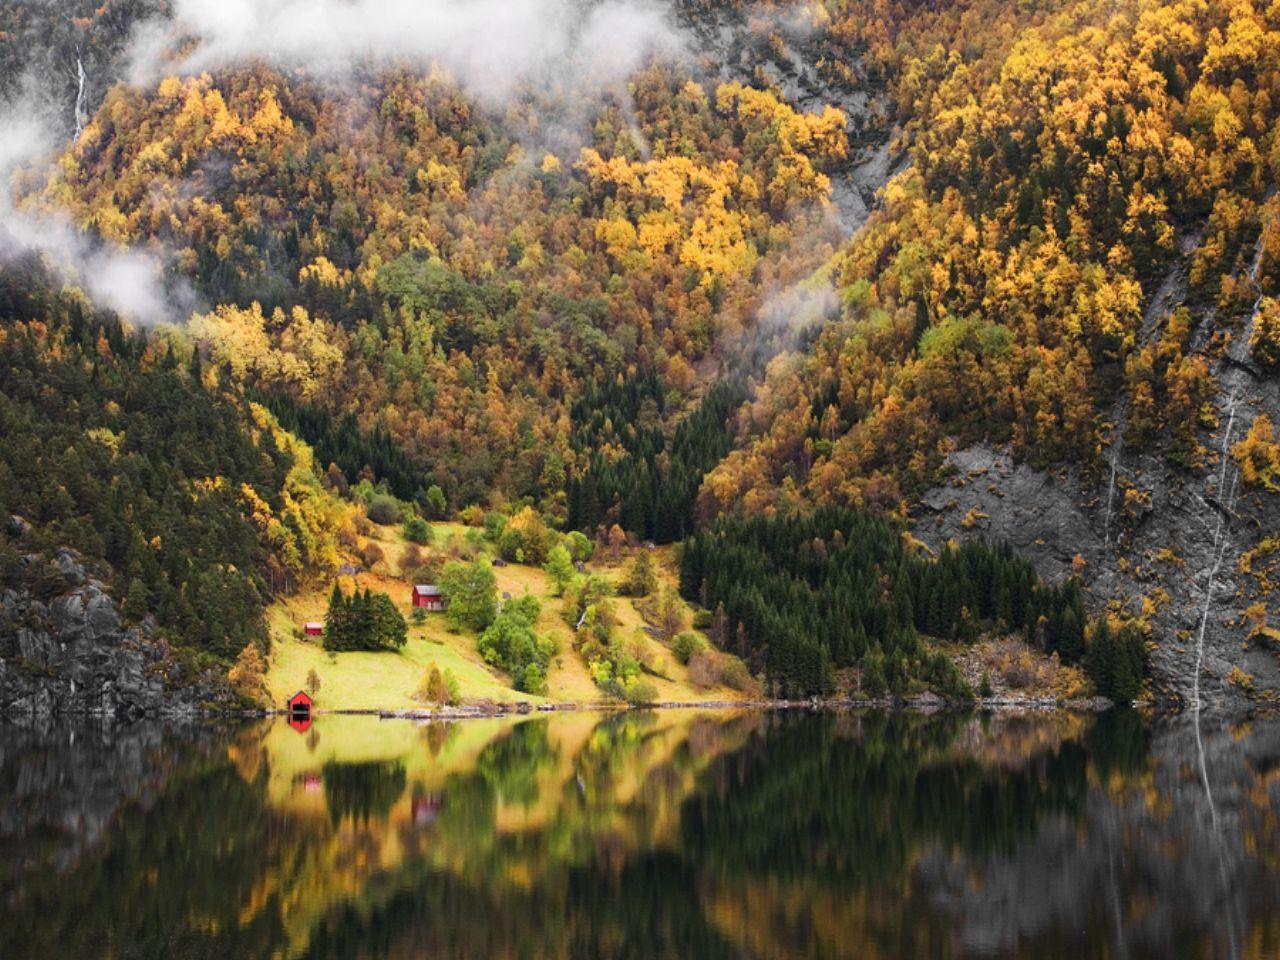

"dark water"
[2,710,1279,959]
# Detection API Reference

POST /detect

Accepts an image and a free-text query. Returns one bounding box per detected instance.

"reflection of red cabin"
[412,584,448,611]
[304,621,324,637]
[412,793,442,827]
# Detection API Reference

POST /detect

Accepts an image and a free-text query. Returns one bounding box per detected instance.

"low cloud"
[0,203,198,327]
[0,97,195,326]
[131,0,687,104]
[757,277,839,338]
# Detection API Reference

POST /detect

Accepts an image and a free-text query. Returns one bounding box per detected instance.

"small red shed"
[412,584,449,611]
[304,621,324,637]
[287,689,314,715]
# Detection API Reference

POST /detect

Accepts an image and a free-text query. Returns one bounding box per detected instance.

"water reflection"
[1,709,1278,959]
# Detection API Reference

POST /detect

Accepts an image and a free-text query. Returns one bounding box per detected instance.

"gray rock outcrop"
[0,547,199,721]
[913,369,1279,709]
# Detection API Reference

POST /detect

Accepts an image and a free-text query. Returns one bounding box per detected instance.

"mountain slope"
[4,0,1280,706]
[0,257,350,711]
[700,0,1280,705]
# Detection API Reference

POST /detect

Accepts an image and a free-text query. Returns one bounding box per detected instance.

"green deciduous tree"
[543,544,576,596]
[439,557,498,632]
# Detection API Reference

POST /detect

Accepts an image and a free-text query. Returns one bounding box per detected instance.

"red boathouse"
[412,584,448,611]
[287,690,313,731]
[304,621,324,637]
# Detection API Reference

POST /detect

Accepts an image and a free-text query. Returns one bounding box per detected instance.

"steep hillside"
[701,0,1280,705]
[14,59,848,513]
[4,0,1280,709]
[0,259,354,713]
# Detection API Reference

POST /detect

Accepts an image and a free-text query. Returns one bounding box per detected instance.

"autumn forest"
[2,0,1279,707]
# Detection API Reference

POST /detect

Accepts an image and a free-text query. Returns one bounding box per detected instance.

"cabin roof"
[288,689,313,705]
[414,584,443,596]
[304,620,323,628]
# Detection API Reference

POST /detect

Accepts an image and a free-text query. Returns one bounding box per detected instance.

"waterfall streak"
[1191,393,1239,711]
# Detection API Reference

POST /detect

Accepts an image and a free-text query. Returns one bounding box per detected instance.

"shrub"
[565,530,594,562]
[687,651,717,689]
[361,541,385,569]
[1000,648,1037,688]
[521,662,548,696]
[716,654,758,694]
[624,679,658,705]
[402,516,433,544]
[416,663,459,706]
[459,504,485,526]
[367,494,404,525]
[672,631,706,664]
[400,544,439,583]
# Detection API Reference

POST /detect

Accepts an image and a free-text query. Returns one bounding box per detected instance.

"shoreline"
[264,693,1123,721]
[16,694,1280,724]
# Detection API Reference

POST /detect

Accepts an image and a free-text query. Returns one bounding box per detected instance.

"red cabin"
[287,689,314,714]
[412,584,449,611]
[304,621,324,637]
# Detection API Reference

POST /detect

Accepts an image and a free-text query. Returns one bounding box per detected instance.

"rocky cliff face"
[0,527,207,721]
[913,257,1280,709]
[678,0,902,235]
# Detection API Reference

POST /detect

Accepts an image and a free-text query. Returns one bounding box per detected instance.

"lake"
[1,709,1278,959]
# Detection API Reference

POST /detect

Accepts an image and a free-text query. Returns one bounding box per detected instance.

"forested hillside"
[14,61,847,513]
[703,0,1280,510]
[3,0,1279,707]
[0,257,349,678]
[697,0,1280,706]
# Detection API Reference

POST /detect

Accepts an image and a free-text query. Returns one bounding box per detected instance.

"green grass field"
[263,522,744,710]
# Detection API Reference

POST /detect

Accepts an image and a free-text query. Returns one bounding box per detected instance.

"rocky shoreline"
[0,523,1227,727]
[264,692,1121,724]
[0,538,220,723]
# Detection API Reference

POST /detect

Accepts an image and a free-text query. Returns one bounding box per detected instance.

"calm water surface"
[2,709,1279,959]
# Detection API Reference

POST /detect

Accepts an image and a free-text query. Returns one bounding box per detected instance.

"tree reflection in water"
[1,709,1278,959]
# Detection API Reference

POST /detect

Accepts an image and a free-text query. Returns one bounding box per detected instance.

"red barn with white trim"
[304,621,323,637]
[412,584,448,611]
